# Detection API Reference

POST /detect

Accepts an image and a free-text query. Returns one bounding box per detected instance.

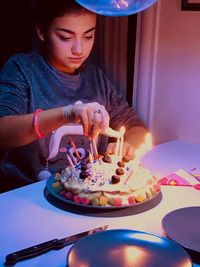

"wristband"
[33,109,44,138]
[63,105,73,122]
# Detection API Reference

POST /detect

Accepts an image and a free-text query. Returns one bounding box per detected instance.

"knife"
[5,225,109,265]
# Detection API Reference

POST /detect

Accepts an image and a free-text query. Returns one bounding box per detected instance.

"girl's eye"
[85,36,94,40]
[59,36,71,41]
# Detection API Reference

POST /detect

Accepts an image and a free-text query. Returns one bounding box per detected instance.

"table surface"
[0,139,200,267]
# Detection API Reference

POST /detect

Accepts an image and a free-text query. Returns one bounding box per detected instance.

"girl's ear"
[36,24,45,41]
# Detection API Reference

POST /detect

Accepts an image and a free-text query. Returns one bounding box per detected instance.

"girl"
[0,0,147,192]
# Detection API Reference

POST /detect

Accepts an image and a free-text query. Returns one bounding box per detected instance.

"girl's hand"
[106,141,134,159]
[64,102,110,138]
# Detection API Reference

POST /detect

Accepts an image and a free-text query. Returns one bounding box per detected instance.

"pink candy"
[153,184,161,192]
[74,195,90,205]
[64,192,74,200]
[128,196,136,205]
[114,197,122,206]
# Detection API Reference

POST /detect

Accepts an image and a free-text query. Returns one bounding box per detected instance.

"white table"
[0,139,200,267]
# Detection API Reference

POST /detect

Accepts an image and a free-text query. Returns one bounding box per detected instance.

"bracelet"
[33,109,44,138]
[63,105,73,122]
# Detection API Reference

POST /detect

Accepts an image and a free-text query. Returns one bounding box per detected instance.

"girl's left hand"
[106,141,134,159]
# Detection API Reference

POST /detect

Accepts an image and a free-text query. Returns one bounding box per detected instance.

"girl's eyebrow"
[56,27,96,34]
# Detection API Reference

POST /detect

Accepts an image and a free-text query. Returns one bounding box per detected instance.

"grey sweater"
[0,51,146,191]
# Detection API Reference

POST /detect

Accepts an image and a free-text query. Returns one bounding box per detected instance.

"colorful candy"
[117,161,125,168]
[116,167,124,175]
[99,196,108,206]
[102,154,112,163]
[111,175,120,184]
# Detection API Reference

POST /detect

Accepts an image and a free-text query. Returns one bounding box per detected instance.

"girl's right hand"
[64,102,110,139]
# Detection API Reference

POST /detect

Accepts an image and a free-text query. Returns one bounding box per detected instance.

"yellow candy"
[52,182,60,189]
[150,187,156,196]
[108,198,115,206]
[92,198,100,206]
[99,196,108,206]
[135,194,145,203]
[145,190,152,199]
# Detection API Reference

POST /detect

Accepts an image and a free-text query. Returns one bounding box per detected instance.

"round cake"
[51,153,160,207]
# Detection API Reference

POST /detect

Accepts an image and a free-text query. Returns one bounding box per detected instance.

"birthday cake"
[51,153,160,207]
[49,123,160,207]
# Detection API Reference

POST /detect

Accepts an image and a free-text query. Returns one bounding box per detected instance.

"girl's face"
[39,11,97,74]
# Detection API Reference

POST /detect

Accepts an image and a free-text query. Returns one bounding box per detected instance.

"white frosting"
[61,155,154,196]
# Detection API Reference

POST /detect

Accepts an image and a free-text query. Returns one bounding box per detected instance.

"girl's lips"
[69,57,84,63]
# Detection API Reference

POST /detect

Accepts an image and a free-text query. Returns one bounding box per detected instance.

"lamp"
[75,0,158,16]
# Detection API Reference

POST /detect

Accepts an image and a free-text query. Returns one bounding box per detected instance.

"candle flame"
[134,132,153,165]
[145,133,153,151]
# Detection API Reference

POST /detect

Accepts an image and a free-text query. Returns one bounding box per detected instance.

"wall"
[134,0,200,144]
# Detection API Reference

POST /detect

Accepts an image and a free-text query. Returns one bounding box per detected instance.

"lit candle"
[134,133,153,166]
[66,154,77,175]
[89,139,94,158]
[92,139,99,159]
[134,148,140,166]
[139,143,146,159]
[69,138,81,162]
[119,126,125,158]
[89,152,94,172]
[144,133,153,152]
[115,137,120,157]
[69,150,76,164]
[66,154,74,168]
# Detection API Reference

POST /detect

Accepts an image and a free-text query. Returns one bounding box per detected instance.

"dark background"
[0,0,32,68]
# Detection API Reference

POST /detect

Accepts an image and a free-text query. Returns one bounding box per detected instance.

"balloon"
[75,0,158,16]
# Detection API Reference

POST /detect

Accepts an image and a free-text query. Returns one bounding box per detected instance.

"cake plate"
[44,176,162,217]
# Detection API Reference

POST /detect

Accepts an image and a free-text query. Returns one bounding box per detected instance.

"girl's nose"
[71,40,83,55]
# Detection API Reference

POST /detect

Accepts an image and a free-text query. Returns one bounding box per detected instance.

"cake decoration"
[50,126,160,207]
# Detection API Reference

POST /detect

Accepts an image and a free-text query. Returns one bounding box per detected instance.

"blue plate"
[67,229,192,267]
[162,207,200,253]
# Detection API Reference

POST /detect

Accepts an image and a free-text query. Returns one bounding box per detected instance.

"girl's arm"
[0,102,110,149]
[0,107,65,149]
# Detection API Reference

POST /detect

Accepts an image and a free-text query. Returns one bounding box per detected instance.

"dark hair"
[33,0,91,33]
